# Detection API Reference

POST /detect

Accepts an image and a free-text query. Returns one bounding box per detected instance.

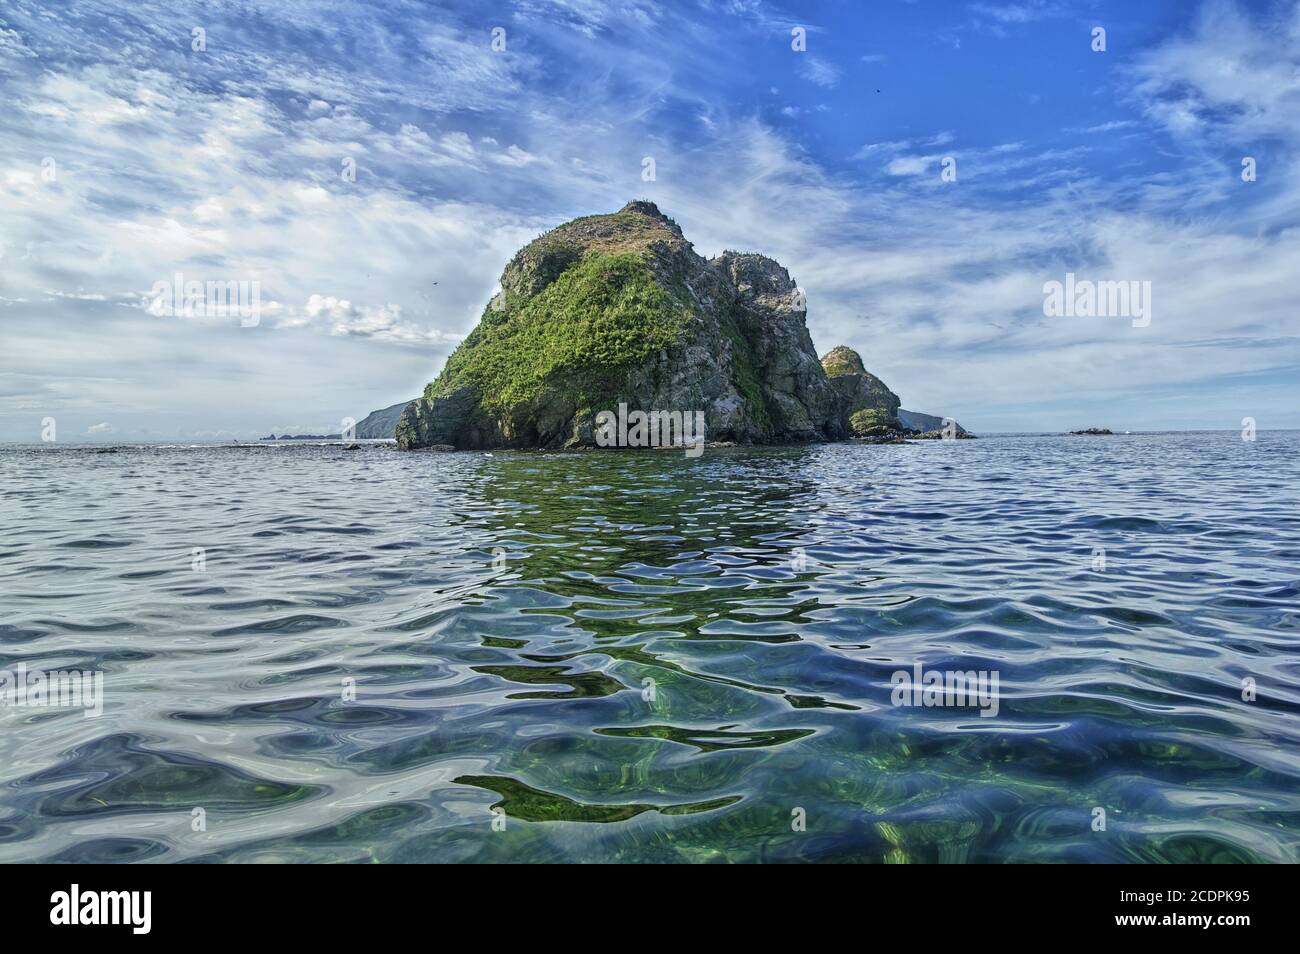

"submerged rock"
[398,201,904,451]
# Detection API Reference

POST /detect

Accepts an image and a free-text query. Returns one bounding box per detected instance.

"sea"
[1,431,1297,862]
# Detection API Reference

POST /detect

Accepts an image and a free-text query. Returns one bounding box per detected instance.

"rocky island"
[397,201,963,451]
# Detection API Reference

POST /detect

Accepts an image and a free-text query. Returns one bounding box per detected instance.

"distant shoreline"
[3,429,1297,449]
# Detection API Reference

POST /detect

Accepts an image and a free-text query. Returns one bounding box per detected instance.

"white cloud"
[294,295,464,344]
[796,56,840,88]
[1133,0,1300,145]
[1069,120,1139,134]
[856,131,954,159]
[887,155,938,176]
[969,1,1063,25]
[494,144,541,167]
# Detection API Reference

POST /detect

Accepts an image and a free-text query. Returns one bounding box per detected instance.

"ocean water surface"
[1,432,1298,863]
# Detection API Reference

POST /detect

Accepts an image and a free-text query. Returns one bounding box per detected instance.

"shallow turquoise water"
[1,433,1297,862]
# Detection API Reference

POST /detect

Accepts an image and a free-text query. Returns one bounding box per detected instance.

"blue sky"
[2,0,1298,439]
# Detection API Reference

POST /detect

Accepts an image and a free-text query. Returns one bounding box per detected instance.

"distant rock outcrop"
[261,402,413,442]
[356,401,409,439]
[260,432,339,441]
[898,409,969,436]
[1069,427,1114,435]
[397,201,907,451]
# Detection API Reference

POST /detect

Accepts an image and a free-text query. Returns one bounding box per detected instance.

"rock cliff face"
[397,201,904,450]
[356,401,408,439]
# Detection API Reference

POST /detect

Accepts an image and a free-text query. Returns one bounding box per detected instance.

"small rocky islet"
[395,201,967,451]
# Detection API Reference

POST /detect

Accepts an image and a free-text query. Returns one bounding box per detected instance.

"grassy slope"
[427,251,690,414]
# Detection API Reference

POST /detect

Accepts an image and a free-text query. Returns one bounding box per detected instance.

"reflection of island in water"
[466,446,864,713]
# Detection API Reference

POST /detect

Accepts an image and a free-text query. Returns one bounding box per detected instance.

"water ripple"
[1,433,1298,862]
